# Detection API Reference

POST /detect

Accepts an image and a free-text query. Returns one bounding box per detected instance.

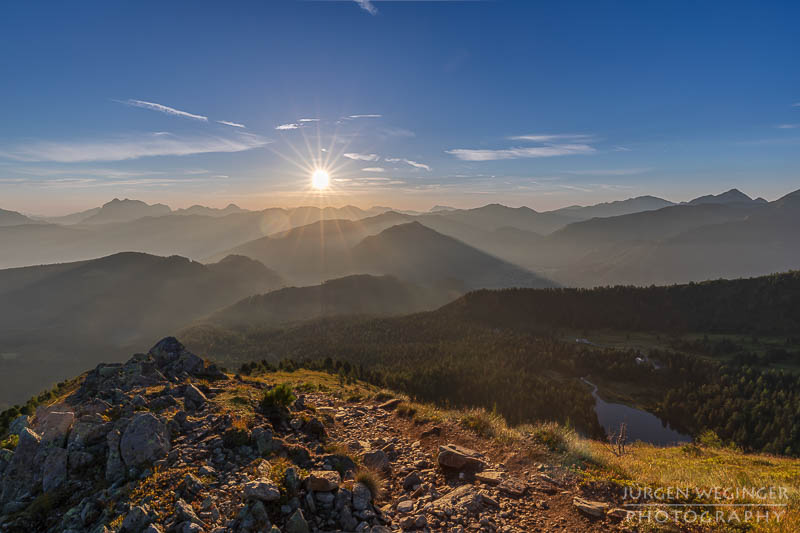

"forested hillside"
[439,271,800,335]
[184,271,800,456]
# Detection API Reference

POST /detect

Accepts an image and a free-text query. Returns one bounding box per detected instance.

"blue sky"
[1,0,798,215]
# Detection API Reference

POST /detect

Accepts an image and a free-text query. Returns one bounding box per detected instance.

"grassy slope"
[233,369,800,533]
[4,366,797,532]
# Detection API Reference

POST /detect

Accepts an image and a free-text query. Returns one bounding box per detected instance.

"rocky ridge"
[0,338,630,532]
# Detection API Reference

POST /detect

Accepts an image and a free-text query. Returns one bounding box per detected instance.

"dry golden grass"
[582,441,800,532]
[128,465,196,518]
[355,467,385,501]
[211,369,800,532]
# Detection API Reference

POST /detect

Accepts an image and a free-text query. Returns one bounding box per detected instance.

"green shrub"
[1,433,19,450]
[260,384,296,410]
[697,430,724,449]
[259,383,296,423]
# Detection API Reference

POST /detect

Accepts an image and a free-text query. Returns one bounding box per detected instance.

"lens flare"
[311,169,330,190]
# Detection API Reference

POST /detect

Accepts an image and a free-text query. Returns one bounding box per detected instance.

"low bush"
[259,383,296,423]
[355,467,384,501]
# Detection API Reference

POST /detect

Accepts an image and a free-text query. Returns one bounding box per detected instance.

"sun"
[311,169,330,190]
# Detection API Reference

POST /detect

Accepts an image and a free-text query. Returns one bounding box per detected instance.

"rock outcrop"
[0,337,623,532]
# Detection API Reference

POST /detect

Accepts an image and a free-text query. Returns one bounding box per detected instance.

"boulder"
[573,497,608,518]
[149,337,204,378]
[183,384,207,410]
[67,415,110,451]
[475,471,503,486]
[437,444,486,471]
[175,498,205,526]
[68,451,96,474]
[105,428,125,482]
[302,417,326,441]
[352,482,372,511]
[42,447,68,492]
[315,491,335,505]
[284,509,310,533]
[402,471,422,491]
[37,410,75,448]
[121,504,156,532]
[497,477,527,497]
[322,453,356,476]
[305,470,341,492]
[339,505,358,530]
[120,413,170,469]
[75,398,112,417]
[250,499,270,524]
[0,427,42,504]
[251,426,274,455]
[432,484,483,514]
[334,486,352,511]
[396,500,414,513]
[362,449,390,472]
[378,398,402,411]
[182,473,204,495]
[8,415,31,435]
[243,480,280,502]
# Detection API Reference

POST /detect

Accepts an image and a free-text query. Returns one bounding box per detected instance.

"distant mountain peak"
[547,195,675,220]
[0,207,37,227]
[688,189,755,206]
[81,198,172,224]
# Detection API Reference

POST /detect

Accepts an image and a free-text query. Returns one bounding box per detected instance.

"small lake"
[582,378,691,446]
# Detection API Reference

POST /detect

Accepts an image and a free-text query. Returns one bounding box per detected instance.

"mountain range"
[0,252,282,409]
[208,274,458,329]
[219,219,554,289]
[0,208,36,227]
[1,186,799,410]
[1,188,796,287]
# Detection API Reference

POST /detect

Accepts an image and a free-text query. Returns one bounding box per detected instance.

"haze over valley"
[1,186,798,407]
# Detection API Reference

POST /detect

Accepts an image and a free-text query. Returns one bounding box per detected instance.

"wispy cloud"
[0,132,269,163]
[361,167,385,172]
[298,118,319,122]
[378,127,415,138]
[793,103,800,107]
[509,133,594,142]
[354,0,377,15]
[348,114,382,119]
[386,157,431,171]
[275,123,299,130]
[446,144,595,161]
[344,152,380,161]
[120,99,208,121]
[777,124,799,129]
[559,184,593,193]
[217,120,246,128]
[565,167,652,176]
